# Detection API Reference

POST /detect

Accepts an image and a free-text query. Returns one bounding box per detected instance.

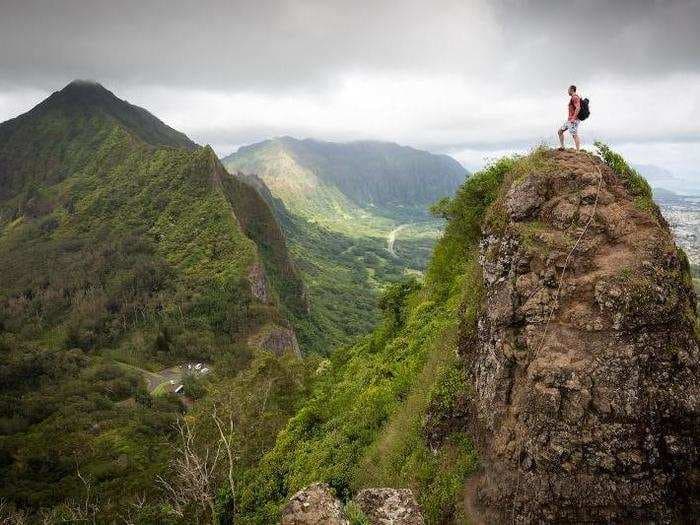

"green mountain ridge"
[0,80,196,202]
[221,137,469,353]
[0,81,306,512]
[222,136,467,237]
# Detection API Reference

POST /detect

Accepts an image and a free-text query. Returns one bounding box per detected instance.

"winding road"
[387,224,409,257]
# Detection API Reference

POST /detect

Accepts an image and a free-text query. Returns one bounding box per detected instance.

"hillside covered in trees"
[0,81,309,518]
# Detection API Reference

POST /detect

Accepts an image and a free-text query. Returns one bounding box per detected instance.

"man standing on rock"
[558,85,581,150]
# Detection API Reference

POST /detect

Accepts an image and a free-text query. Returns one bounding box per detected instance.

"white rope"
[534,165,603,355]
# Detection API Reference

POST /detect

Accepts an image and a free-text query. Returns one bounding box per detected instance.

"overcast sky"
[1,0,699,192]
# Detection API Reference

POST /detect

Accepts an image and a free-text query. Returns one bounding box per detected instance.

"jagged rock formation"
[464,149,699,522]
[280,485,425,525]
[281,484,349,525]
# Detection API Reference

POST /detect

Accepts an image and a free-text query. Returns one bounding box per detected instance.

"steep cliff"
[463,148,698,522]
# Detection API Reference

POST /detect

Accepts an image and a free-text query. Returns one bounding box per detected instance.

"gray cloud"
[496,0,700,80]
[0,0,496,91]
[1,0,699,93]
[1,0,699,183]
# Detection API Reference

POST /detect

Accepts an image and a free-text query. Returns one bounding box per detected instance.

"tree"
[157,407,237,524]
[378,277,421,328]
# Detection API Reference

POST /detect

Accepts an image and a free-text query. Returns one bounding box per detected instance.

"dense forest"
[0,81,309,520]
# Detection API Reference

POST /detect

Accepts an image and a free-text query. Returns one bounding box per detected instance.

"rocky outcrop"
[280,485,424,525]
[281,483,349,525]
[248,261,270,303]
[463,149,699,523]
[354,488,424,525]
[248,323,302,357]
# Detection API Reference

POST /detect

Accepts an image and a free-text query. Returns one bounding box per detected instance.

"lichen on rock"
[354,488,424,525]
[280,484,425,525]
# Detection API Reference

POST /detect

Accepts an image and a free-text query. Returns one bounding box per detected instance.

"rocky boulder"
[281,483,349,525]
[280,485,425,525]
[354,488,424,525]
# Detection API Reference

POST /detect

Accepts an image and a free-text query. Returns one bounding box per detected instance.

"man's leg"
[573,133,580,151]
[558,127,565,148]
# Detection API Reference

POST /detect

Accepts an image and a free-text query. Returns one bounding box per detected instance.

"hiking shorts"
[560,119,579,135]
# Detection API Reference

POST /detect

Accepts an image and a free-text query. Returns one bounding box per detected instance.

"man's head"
[568,85,577,96]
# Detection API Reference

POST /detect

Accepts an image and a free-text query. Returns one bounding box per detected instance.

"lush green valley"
[223,137,466,239]
[224,137,469,353]
[235,173,412,353]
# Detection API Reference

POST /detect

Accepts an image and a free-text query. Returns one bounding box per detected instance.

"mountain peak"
[0,81,197,200]
[461,147,698,522]
[63,78,107,90]
[16,80,198,150]
[48,79,120,106]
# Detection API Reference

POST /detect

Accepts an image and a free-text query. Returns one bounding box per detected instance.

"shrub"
[594,141,655,212]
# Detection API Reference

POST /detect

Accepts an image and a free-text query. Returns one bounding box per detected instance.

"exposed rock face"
[248,323,302,357]
[464,150,699,523]
[280,485,425,525]
[354,488,424,524]
[281,483,349,525]
[248,261,270,303]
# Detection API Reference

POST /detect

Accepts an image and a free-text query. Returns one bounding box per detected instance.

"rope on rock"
[511,164,603,525]
[534,165,603,355]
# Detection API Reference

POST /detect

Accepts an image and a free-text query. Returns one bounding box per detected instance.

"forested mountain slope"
[235,172,411,353]
[224,138,468,352]
[223,136,466,236]
[0,81,306,515]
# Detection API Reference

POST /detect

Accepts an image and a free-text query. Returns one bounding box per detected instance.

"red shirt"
[568,94,581,121]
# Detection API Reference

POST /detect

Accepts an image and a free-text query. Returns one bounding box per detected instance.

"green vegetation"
[283,215,408,353]
[594,141,657,213]
[222,137,466,239]
[224,138,469,353]
[690,264,700,337]
[344,501,370,525]
[238,173,428,353]
[224,154,517,524]
[0,82,308,519]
